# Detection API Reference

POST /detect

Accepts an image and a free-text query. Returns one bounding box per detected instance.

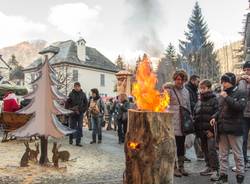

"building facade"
[23,39,119,97]
[216,41,243,75]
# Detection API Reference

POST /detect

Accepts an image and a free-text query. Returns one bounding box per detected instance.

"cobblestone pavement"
[175,148,250,184]
[0,129,124,184]
[0,129,249,184]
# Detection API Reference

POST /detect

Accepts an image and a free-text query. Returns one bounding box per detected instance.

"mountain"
[0,40,47,67]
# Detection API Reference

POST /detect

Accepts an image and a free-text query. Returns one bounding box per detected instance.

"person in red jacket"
[3,91,20,112]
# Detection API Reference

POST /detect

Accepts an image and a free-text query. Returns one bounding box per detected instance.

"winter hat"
[221,72,236,86]
[243,61,250,69]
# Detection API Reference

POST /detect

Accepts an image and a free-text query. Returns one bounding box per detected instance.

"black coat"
[214,86,247,136]
[67,89,88,114]
[194,91,218,133]
[117,99,130,122]
[185,82,198,113]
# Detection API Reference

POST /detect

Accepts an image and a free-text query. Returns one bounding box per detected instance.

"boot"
[214,174,228,184]
[200,167,213,176]
[210,170,220,181]
[174,162,182,177]
[178,156,189,176]
[184,156,192,162]
[236,175,244,184]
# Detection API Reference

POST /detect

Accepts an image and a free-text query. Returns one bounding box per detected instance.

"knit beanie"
[221,72,236,86]
[243,61,250,69]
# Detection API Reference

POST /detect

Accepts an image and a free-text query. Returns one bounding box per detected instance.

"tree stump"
[124,110,175,184]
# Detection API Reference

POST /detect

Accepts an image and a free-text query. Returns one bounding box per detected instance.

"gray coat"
[166,84,191,136]
[238,79,250,118]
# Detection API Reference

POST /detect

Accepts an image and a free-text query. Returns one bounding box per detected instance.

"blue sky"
[0,0,248,63]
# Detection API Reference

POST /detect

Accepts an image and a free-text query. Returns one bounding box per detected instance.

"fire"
[132,54,170,112]
[128,141,140,150]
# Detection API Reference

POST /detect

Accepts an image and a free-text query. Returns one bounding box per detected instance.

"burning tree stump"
[124,109,175,184]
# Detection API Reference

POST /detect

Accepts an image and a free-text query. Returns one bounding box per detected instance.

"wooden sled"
[0,112,32,142]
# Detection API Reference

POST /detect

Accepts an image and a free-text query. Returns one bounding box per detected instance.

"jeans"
[91,116,102,141]
[69,113,83,144]
[200,132,219,170]
[107,113,113,129]
[175,136,185,157]
[117,119,127,142]
[194,136,204,158]
[243,117,250,164]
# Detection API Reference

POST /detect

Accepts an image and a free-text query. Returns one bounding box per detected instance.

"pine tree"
[165,43,181,70]
[134,56,142,74]
[116,55,125,70]
[179,1,220,80]
[11,54,74,165]
[156,43,183,89]
[165,43,176,60]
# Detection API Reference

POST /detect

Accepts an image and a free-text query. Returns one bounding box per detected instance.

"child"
[210,73,247,184]
[194,80,219,179]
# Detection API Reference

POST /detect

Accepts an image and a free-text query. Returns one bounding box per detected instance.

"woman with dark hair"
[164,70,191,177]
[89,88,105,144]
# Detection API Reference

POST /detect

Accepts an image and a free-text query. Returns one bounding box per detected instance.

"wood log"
[124,109,175,184]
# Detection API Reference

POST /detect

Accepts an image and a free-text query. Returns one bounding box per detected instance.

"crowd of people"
[163,60,250,184]
[64,60,250,183]
[65,82,136,146]
[0,60,249,184]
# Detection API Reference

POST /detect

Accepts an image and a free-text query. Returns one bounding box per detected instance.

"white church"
[23,39,119,97]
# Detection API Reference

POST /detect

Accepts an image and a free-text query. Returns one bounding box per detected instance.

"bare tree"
[54,64,74,96]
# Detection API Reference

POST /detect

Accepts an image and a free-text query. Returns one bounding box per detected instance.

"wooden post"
[124,110,175,184]
[39,136,49,165]
[115,70,132,96]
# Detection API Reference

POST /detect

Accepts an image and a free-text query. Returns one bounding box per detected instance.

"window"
[73,70,78,82]
[100,74,105,87]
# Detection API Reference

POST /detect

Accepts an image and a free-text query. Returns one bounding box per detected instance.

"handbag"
[173,88,195,135]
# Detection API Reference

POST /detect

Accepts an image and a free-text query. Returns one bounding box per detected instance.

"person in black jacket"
[194,80,219,178]
[185,75,204,161]
[210,73,247,184]
[185,75,200,112]
[116,93,130,144]
[66,82,88,147]
[238,61,250,168]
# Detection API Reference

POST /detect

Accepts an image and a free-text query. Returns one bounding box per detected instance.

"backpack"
[89,99,100,116]
[89,98,104,117]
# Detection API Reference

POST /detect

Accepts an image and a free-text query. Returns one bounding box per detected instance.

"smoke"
[125,0,165,57]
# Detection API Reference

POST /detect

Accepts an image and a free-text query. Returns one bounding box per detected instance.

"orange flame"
[132,54,170,112]
[128,141,140,150]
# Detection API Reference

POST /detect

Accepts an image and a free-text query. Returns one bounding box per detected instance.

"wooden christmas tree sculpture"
[11,54,74,165]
